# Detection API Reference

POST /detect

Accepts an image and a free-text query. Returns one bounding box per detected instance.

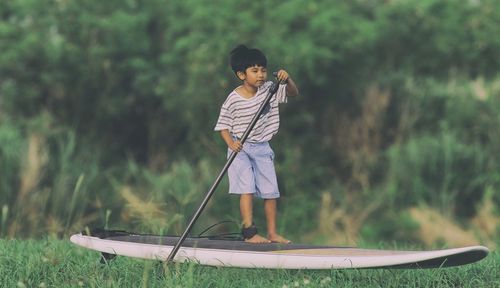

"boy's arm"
[220,129,242,152]
[276,69,299,97]
[285,77,299,97]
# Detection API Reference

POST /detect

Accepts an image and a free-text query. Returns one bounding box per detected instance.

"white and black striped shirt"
[214,81,288,142]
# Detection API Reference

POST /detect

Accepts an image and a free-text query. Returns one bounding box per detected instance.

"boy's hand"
[228,140,243,152]
[275,69,290,83]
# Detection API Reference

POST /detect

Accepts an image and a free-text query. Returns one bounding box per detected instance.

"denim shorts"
[227,141,280,199]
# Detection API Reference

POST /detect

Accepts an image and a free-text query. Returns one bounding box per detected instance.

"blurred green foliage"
[0,0,499,244]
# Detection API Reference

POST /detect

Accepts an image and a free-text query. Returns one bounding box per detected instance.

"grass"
[0,238,498,288]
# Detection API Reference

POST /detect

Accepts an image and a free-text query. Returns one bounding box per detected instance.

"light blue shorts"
[227,141,280,199]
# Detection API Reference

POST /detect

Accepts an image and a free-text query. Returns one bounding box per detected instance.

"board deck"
[70,230,489,269]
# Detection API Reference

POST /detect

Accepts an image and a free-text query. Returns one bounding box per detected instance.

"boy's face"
[237,65,267,87]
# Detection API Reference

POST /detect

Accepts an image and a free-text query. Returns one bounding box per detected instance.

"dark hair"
[229,45,267,74]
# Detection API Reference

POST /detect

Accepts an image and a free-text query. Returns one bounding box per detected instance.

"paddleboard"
[70,230,489,269]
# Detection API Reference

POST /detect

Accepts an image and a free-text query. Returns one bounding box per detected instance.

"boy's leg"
[240,193,253,228]
[240,194,270,243]
[264,199,290,243]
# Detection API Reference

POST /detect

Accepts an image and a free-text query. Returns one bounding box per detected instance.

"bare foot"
[268,234,291,244]
[245,234,271,244]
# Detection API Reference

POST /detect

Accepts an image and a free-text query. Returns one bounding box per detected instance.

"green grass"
[0,239,498,288]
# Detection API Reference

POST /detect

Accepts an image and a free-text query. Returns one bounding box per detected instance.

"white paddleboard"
[70,230,489,269]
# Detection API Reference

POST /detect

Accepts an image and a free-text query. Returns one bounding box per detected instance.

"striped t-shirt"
[214,81,288,142]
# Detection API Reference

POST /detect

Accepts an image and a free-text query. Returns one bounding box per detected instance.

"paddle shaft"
[166,81,281,263]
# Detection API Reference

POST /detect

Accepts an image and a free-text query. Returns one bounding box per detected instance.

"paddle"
[166,74,282,263]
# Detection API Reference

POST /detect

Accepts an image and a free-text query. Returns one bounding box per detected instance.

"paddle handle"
[166,81,280,263]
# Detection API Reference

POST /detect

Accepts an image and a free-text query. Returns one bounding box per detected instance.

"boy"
[214,45,299,243]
